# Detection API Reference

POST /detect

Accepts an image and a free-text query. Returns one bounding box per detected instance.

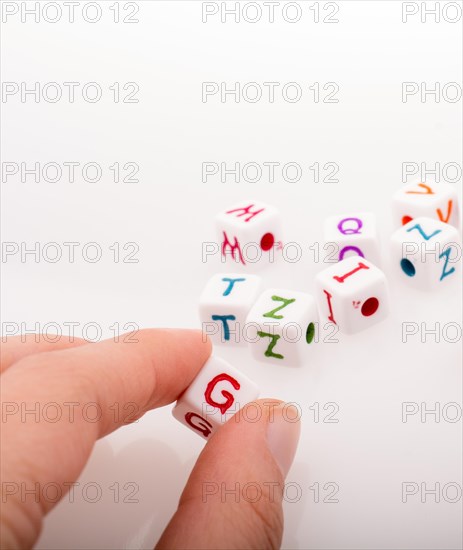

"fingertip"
[162,328,212,374]
[215,398,301,479]
[158,398,296,549]
[152,328,212,359]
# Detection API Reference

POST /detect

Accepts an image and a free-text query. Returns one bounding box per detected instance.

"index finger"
[0,334,88,373]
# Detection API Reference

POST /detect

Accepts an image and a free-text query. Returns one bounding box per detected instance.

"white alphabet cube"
[199,273,262,345]
[216,199,282,267]
[172,356,260,440]
[390,217,461,290]
[315,256,389,334]
[392,180,459,229]
[245,288,319,366]
[323,212,380,265]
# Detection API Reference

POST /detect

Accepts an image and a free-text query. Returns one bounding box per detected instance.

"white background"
[1,1,462,548]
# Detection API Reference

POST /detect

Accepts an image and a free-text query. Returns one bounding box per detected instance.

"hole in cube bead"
[402,215,413,225]
[361,297,379,317]
[306,322,315,344]
[400,258,416,277]
[260,233,275,251]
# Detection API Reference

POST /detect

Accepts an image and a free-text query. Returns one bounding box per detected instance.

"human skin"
[0,329,300,549]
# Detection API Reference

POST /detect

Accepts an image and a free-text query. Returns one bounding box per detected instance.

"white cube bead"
[216,199,282,267]
[172,356,260,440]
[245,288,319,366]
[315,256,389,334]
[390,216,461,290]
[323,212,380,265]
[392,180,459,229]
[199,273,262,345]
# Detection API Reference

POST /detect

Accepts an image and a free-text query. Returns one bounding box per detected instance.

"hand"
[0,330,301,549]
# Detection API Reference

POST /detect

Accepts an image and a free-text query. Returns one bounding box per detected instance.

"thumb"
[156,400,301,550]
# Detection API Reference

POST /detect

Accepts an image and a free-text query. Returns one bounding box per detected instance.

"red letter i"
[323,290,336,324]
[333,262,369,283]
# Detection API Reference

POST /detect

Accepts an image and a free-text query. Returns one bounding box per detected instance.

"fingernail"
[266,403,301,478]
